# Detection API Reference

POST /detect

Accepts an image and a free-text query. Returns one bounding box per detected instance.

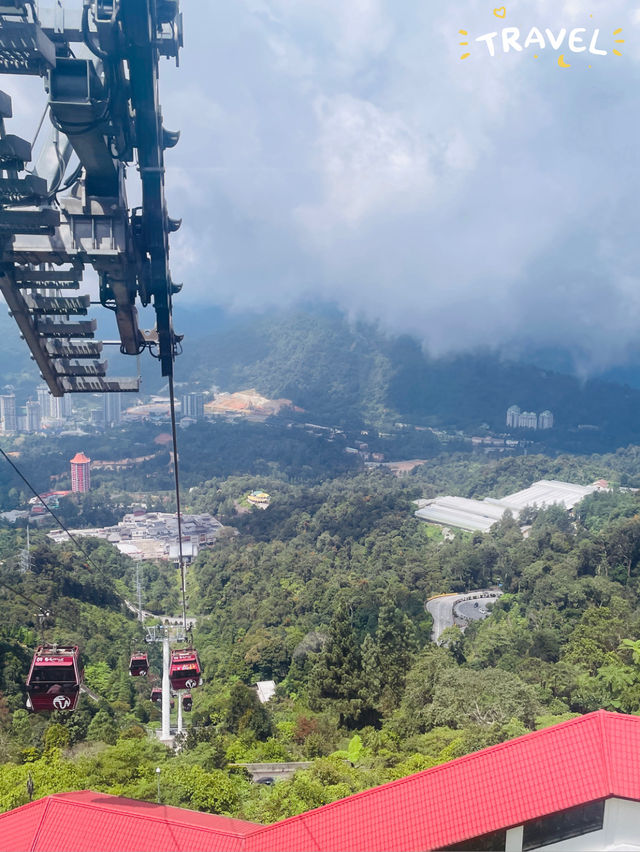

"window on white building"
[522,799,605,850]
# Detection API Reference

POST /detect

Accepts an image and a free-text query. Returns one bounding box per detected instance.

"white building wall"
[507,798,640,852]
[506,405,521,428]
[538,410,554,429]
[518,411,538,429]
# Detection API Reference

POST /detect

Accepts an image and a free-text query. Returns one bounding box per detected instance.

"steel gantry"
[0,0,183,395]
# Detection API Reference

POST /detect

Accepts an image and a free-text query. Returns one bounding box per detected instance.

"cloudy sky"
[7,0,640,374]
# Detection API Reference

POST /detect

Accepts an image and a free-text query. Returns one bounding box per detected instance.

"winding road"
[426,590,502,642]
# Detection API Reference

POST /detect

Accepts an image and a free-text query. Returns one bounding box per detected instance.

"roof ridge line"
[51,794,258,838]
[248,711,611,838]
[30,796,52,852]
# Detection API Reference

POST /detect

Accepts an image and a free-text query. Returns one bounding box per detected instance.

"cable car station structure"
[0,0,183,395]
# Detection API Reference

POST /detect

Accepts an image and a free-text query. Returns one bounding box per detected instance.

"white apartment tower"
[506,405,521,428]
[25,400,41,432]
[182,392,205,420]
[0,393,17,432]
[539,410,554,429]
[37,385,50,417]
[49,394,72,422]
[519,411,538,429]
[104,393,122,427]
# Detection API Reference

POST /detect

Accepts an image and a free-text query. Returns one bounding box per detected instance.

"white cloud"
[295,94,432,235]
[157,0,640,372]
[3,0,640,374]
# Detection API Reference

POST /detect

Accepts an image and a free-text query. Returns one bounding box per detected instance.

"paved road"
[426,594,465,642]
[456,599,491,622]
[426,590,502,642]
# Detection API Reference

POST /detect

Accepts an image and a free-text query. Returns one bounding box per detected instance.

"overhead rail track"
[0,0,183,395]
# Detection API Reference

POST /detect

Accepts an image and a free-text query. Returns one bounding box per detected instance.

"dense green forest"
[3,451,640,822]
[0,420,360,512]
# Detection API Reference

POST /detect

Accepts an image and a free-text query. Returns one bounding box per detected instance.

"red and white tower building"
[70,452,91,493]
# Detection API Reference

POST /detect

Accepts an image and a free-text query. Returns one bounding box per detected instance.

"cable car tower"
[0,0,183,395]
[144,621,200,743]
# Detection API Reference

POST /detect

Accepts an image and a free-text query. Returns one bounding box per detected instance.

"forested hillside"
[2,302,640,449]
[180,307,640,447]
[4,453,640,821]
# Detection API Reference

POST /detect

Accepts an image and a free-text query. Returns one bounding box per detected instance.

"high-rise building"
[182,392,204,420]
[26,400,41,432]
[104,393,121,427]
[0,393,17,432]
[37,385,50,418]
[518,411,538,429]
[50,395,64,422]
[506,405,521,428]
[538,410,554,430]
[62,394,73,418]
[70,452,91,493]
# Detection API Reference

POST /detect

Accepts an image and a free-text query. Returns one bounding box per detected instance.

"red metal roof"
[3,712,640,851]
[245,710,620,851]
[0,791,258,852]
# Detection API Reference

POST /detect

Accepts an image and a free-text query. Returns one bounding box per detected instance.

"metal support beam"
[161,631,170,741]
[0,267,65,394]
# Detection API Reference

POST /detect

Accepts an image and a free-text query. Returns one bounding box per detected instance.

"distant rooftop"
[70,452,90,464]
[255,680,276,703]
[415,479,604,532]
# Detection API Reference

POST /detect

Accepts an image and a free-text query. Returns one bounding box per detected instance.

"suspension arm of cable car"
[0,0,183,395]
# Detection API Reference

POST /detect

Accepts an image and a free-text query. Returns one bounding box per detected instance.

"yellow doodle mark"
[493,7,506,17]
[613,29,623,57]
[558,54,571,68]
[459,29,470,58]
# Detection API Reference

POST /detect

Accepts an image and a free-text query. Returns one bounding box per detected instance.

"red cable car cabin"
[182,693,192,712]
[129,653,149,677]
[169,649,202,691]
[150,689,174,708]
[26,645,82,712]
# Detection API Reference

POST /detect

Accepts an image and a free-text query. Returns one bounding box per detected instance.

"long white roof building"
[415,479,600,532]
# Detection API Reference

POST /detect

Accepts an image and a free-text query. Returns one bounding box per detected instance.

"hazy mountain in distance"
[3,300,640,452]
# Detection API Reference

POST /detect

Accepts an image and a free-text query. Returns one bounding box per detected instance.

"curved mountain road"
[426,590,502,642]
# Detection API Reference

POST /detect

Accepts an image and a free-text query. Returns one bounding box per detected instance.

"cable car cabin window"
[522,799,605,850]
[31,666,75,682]
[28,666,77,691]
